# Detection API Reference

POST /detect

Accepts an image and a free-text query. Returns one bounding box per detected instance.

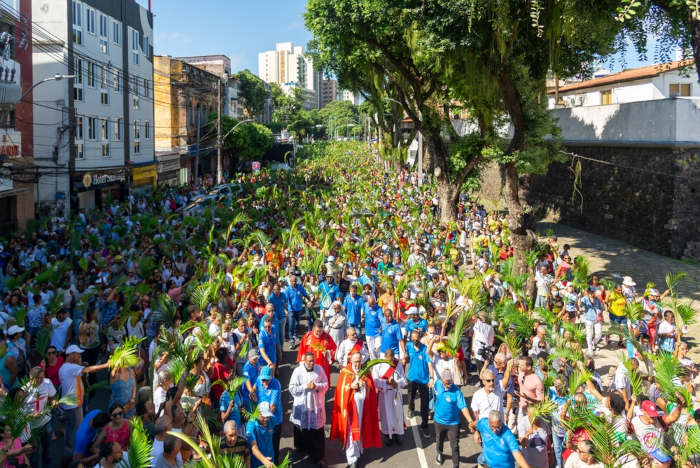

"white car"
[180,195,218,216]
[209,183,244,199]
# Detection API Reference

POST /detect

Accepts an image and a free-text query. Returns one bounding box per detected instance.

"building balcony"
[551,97,700,147]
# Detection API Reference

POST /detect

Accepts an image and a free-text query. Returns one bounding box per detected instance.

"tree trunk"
[692,17,700,82]
[436,175,459,222]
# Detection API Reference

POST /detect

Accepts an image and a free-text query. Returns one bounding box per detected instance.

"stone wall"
[523,145,700,260]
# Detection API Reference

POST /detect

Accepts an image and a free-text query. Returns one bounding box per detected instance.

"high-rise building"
[258,42,320,108]
[320,79,338,108]
[339,89,359,105]
[32,0,155,215]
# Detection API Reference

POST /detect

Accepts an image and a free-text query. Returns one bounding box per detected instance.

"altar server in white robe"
[371,347,407,445]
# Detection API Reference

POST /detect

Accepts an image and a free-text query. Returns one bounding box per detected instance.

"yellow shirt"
[608,291,627,317]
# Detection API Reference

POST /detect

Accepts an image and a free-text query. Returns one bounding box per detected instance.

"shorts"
[609,314,626,325]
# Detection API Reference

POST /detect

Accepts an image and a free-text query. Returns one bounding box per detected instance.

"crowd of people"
[0,141,696,468]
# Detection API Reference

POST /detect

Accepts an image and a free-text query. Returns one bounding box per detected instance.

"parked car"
[179,195,218,216]
[209,183,244,200]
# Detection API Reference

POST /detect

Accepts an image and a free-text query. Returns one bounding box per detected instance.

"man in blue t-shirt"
[434,369,475,467]
[284,276,308,347]
[241,350,260,411]
[405,329,433,437]
[246,401,275,468]
[73,410,110,465]
[258,316,278,370]
[404,307,428,337]
[267,284,288,348]
[255,366,282,464]
[380,308,406,358]
[363,295,383,358]
[343,283,364,330]
[475,409,530,468]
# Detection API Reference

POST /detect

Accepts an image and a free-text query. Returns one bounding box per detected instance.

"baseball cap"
[641,400,660,417]
[6,325,24,335]
[65,345,84,355]
[259,365,272,380]
[258,401,273,418]
[406,306,418,315]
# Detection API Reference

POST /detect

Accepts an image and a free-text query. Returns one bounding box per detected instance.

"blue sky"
[144,0,312,73]
[143,0,662,76]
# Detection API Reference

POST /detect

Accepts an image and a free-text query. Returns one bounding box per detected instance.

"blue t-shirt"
[343,294,365,326]
[267,293,287,320]
[246,419,274,468]
[476,417,521,468]
[219,390,242,429]
[380,320,403,354]
[364,303,383,337]
[433,379,466,425]
[318,281,340,307]
[581,296,601,322]
[255,377,282,427]
[406,342,430,384]
[405,318,428,336]
[241,361,260,402]
[284,284,307,312]
[258,328,277,364]
[74,409,100,456]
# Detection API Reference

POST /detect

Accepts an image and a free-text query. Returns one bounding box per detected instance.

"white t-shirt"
[59,362,84,409]
[631,416,664,453]
[24,378,57,428]
[472,320,494,357]
[470,387,503,421]
[565,452,604,468]
[50,317,73,352]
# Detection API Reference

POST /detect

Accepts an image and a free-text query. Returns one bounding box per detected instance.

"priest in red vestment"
[330,351,382,468]
[296,319,337,381]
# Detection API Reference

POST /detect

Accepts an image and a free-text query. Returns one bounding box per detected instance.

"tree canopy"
[236,69,268,119]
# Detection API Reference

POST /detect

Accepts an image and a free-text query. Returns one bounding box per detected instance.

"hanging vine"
[569,155,584,213]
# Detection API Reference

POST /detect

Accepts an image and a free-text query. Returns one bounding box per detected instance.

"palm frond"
[444,309,473,357]
[497,333,522,359]
[153,293,178,328]
[622,354,644,397]
[568,369,592,397]
[677,304,697,326]
[529,398,558,423]
[121,417,153,468]
[624,302,643,323]
[108,336,144,369]
[665,271,688,295]
[352,359,392,380]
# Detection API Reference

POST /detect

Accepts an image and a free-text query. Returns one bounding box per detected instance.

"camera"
[478,344,497,362]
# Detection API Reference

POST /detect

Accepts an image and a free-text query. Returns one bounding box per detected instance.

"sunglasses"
[483,379,494,383]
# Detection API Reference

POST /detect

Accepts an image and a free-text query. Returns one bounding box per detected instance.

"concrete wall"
[552,98,700,145]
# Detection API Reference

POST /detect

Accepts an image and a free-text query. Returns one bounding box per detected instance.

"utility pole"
[216,79,222,184]
[195,109,200,184]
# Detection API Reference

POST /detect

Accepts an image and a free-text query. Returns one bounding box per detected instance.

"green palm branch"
[497,333,522,359]
[153,293,178,328]
[622,354,644,397]
[568,369,592,396]
[108,336,144,369]
[443,308,473,357]
[572,256,589,291]
[212,376,247,401]
[676,303,697,326]
[623,302,643,323]
[33,326,53,356]
[119,417,153,468]
[529,398,558,423]
[191,282,215,312]
[652,352,685,405]
[665,271,688,295]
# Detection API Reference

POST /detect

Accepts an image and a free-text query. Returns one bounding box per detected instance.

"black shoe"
[393,435,402,446]
[436,453,444,465]
[385,435,394,446]
[421,427,430,438]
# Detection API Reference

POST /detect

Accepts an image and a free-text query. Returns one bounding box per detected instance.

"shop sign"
[0,131,21,159]
[81,172,125,189]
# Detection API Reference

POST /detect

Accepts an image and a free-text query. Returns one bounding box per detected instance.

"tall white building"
[258,42,320,108]
[32,0,155,215]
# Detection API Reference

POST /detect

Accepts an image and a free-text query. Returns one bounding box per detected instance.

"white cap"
[622,276,636,287]
[65,345,84,354]
[258,401,273,418]
[6,325,24,335]
[406,306,418,315]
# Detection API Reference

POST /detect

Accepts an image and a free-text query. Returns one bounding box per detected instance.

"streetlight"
[14,73,75,107]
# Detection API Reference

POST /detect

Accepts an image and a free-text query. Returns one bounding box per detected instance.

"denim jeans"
[289,310,302,341]
[277,317,287,347]
[553,432,566,468]
[63,406,84,455]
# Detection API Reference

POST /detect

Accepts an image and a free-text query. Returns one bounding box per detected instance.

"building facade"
[320,78,338,108]
[154,55,224,185]
[258,42,319,109]
[32,0,155,215]
[0,0,34,234]
[176,54,244,119]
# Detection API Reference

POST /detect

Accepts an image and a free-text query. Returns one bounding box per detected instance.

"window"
[72,1,83,45]
[133,141,140,154]
[87,61,95,87]
[88,117,96,140]
[113,70,121,93]
[101,142,110,157]
[114,118,122,140]
[100,91,109,105]
[99,65,107,89]
[99,15,108,37]
[132,29,140,64]
[112,21,121,45]
[76,143,84,159]
[76,116,83,140]
[101,119,108,140]
[601,89,612,105]
[73,58,84,101]
[669,83,691,97]
[144,121,150,139]
[86,8,95,34]
[99,38,108,54]
[143,78,149,98]
[142,35,149,54]
[133,96,139,110]
[133,120,140,139]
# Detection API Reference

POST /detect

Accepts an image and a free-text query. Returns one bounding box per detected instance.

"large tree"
[236,69,269,119]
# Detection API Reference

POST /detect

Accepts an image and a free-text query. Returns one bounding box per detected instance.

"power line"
[560,150,700,181]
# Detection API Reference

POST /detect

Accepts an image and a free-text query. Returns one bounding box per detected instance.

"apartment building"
[0,0,34,233]
[258,42,321,109]
[32,0,155,214]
